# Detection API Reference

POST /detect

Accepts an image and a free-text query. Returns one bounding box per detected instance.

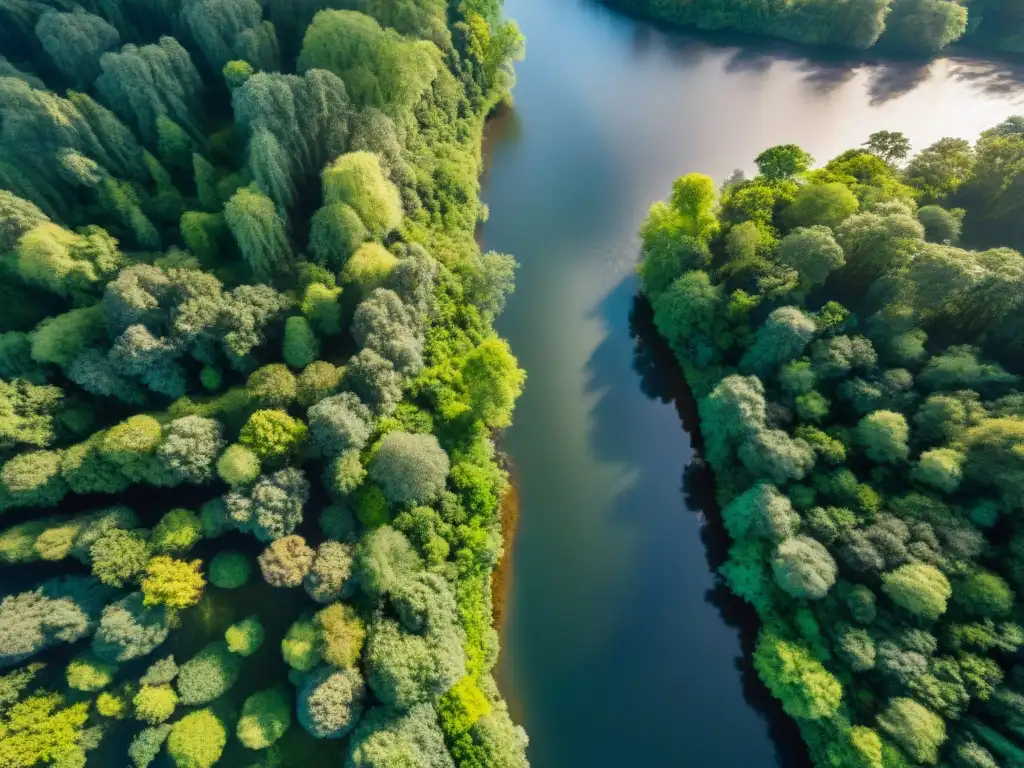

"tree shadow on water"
[572,273,811,766]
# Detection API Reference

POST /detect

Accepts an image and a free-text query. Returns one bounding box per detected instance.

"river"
[479,1,1024,765]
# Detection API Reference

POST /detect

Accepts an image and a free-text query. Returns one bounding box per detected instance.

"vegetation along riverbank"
[608,0,1024,56]
[639,124,1024,766]
[0,0,529,765]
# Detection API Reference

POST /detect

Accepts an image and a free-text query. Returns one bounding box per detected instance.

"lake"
[480,1,1024,765]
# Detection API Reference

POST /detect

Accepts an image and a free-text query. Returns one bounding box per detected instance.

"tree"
[225,616,265,656]
[771,535,837,599]
[298,361,343,407]
[347,704,455,768]
[167,709,226,768]
[321,152,403,239]
[129,725,171,768]
[776,226,845,290]
[652,270,727,366]
[224,186,293,282]
[864,131,911,165]
[953,570,1014,618]
[911,448,963,493]
[918,205,962,244]
[35,8,121,104]
[247,363,298,408]
[282,616,321,672]
[369,432,450,506]
[151,508,203,555]
[316,603,366,668]
[216,444,261,486]
[225,467,310,541]
[141,557,205,611]
[90,528,150,587]
[238,687,291,750]
[157,416,225,484]
[722,483,799,542]
[882,563,952,620]
[740,307,817,378]
[302,281,343,336]
[284,315,319,369]
[784,183,859,229]
[305,541,355,604]
[876,697,946,765]
[753,631,842,720]
[309,392,374,457]
[310,203,368,270]
[356,526,423,600]
[298,10,441,115]
[365,618,465,709]
[668,174,719,240]
[176,642,242,705]
[882,0,967,53]
[905,137,975,200]
[93,592,170,663]
[297,666,366,739]
[239,409,308,461]
[461,338,525,429]
[208,551,251,589]
[65,651,116,692]
[857,410,909,464]
[756,144,813,180]
[133,684,178,725]
[259,535,315,587]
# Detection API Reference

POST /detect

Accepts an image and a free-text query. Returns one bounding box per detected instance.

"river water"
[479,1,1024,765]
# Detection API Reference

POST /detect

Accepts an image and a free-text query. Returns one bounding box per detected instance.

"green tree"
[167,709,226,768]
[876,697,947,764]
[756,144,813,180]
[141,557,205,611]
[224,186,293,282]
[237,686,291,749]
[753,631,842,720]
[882,563,952,620]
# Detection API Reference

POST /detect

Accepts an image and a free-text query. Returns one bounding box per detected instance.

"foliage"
[297,665,366,739]
[225,615,265,656]
[369,431,450,506]
[133,684,178,724]
[141,556,205,611]
[259,535,315,587]
[90,528,150,587]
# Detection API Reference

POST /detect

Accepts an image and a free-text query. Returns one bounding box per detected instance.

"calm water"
[481,1,1024,765]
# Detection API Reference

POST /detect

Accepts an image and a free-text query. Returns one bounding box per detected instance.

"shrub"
[208,550,252,589]
[167,709,226,768]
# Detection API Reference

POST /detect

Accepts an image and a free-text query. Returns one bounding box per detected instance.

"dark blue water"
[481,1,1024,764]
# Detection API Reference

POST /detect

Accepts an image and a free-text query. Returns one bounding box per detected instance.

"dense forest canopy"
[612,0,1024,55]
[640,122,1024,767]
[0,0,528,766]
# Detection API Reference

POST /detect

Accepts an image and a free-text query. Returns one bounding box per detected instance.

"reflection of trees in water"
[607,0,1024,103]
[628,292,813,768]
[947,55,1024,99]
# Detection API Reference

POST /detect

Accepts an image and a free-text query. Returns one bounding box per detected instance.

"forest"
[640,123,1024,767]
[611,0,1024,55]
[0,0,529,766]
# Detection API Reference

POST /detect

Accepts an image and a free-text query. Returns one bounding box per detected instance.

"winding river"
[480,1,1024,765]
